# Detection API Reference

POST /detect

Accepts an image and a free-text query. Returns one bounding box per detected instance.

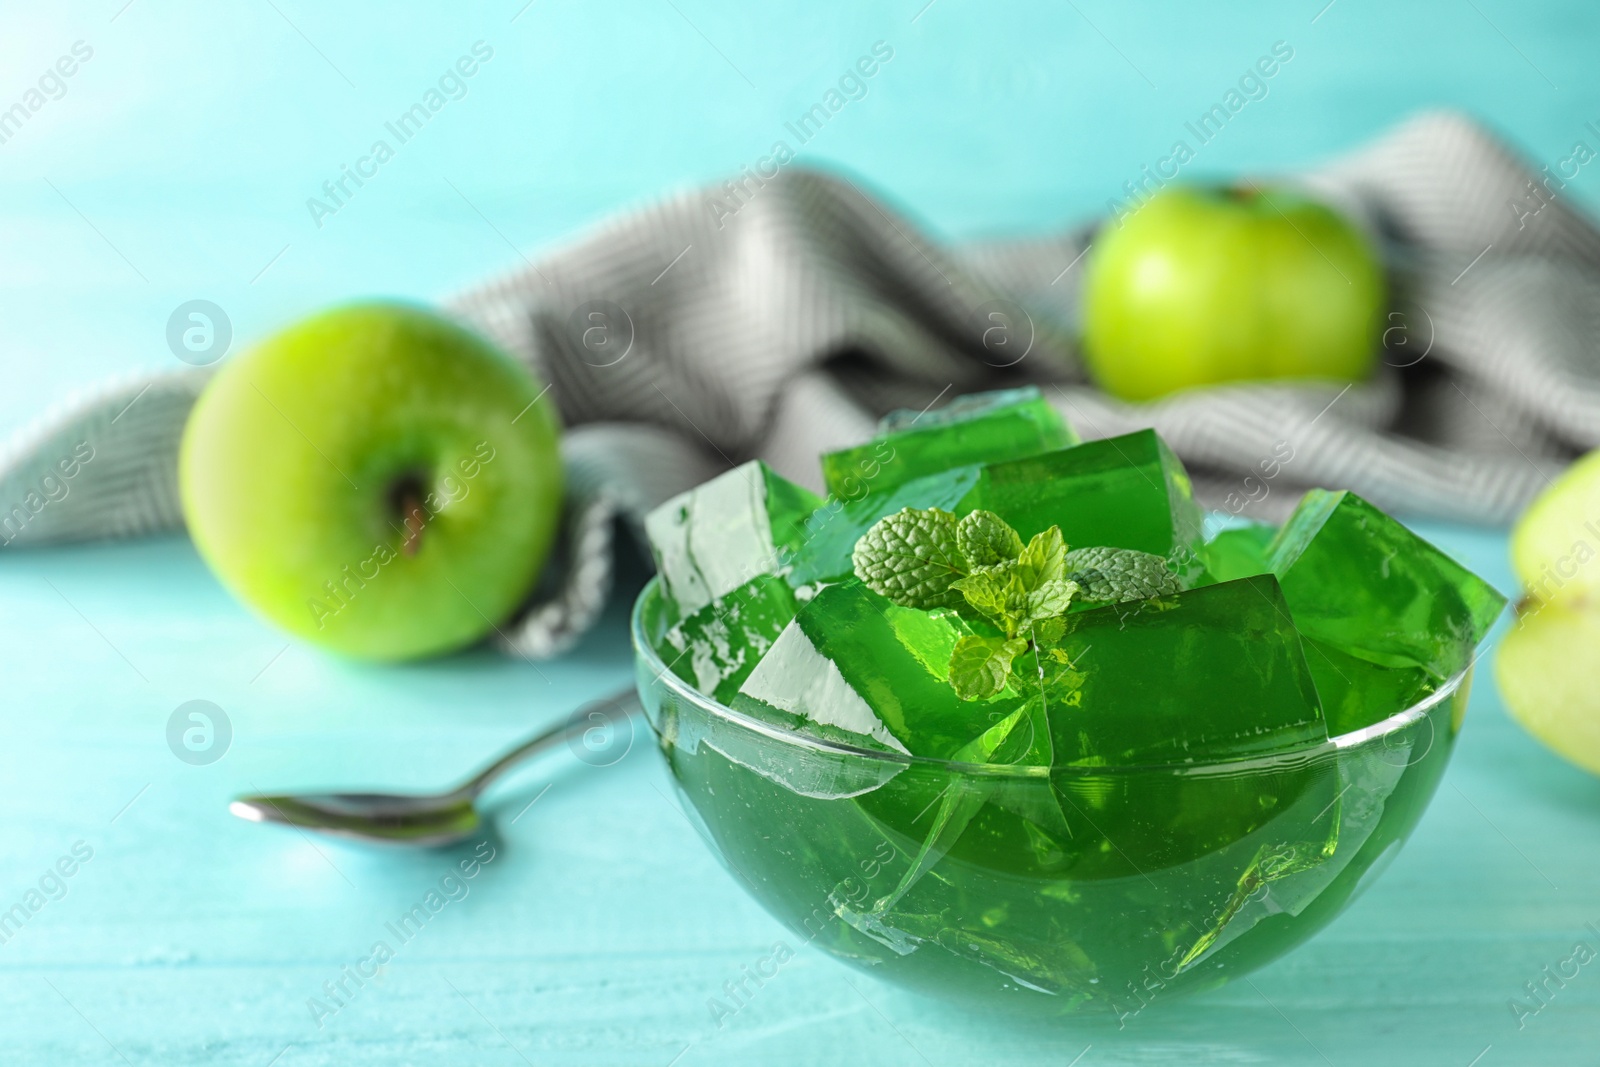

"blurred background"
[4,0,1594,432]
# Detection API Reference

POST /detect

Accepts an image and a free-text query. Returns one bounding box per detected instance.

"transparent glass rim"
[630,577,1470,778]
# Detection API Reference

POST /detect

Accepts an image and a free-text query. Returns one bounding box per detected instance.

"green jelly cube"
[1047,575,1327,765]
[1268,490,1506,678]
[733,579,1006,760]
[1199,522,1277,585]
[821,386,1078,500]
[1301,635,1434,737]
[787,464,982,587]
[957,429,1203,559]
[644,461,821,616]
[659,574,797,705]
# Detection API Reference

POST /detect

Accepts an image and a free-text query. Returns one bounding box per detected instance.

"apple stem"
[401,493,427,556]
[385,471,432,556]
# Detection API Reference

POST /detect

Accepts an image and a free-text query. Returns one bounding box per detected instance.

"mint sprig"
[853,507,1182,699]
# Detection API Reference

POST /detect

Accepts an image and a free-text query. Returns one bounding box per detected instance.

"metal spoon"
[229,686,640,847]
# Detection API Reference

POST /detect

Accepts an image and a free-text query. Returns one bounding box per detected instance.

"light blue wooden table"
[2,525,1598,1065]
[5,1,1600,1063]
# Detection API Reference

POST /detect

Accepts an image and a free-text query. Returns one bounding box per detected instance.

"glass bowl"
[631,577,1469,1019]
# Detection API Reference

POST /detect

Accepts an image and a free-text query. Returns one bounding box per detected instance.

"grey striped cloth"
[0,111,1584,657]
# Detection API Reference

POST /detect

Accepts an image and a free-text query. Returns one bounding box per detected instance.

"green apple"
[1496,602,1600,775]
[179,302,563,660]
[1495,448,1600,774]
[1508,447,1600,605]
[1082,184,1386,402]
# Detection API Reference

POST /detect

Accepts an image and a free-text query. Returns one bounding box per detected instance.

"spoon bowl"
[229,792,483,847]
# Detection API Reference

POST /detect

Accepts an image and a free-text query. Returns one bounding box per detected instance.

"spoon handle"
[460,685,641,799]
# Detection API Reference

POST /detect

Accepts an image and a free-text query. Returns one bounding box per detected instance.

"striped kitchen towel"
[0,110,1587,657]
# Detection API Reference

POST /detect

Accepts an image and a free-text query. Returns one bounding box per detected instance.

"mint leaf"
[1017,526,1067,585]
[1031,616,1068,647]
[852,507,968,609]
[1064,546,1181,603]
[1024,577,1078,625]
[951,561,1031,632]
[956,509,1023,567]
[948,634,1028,700]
